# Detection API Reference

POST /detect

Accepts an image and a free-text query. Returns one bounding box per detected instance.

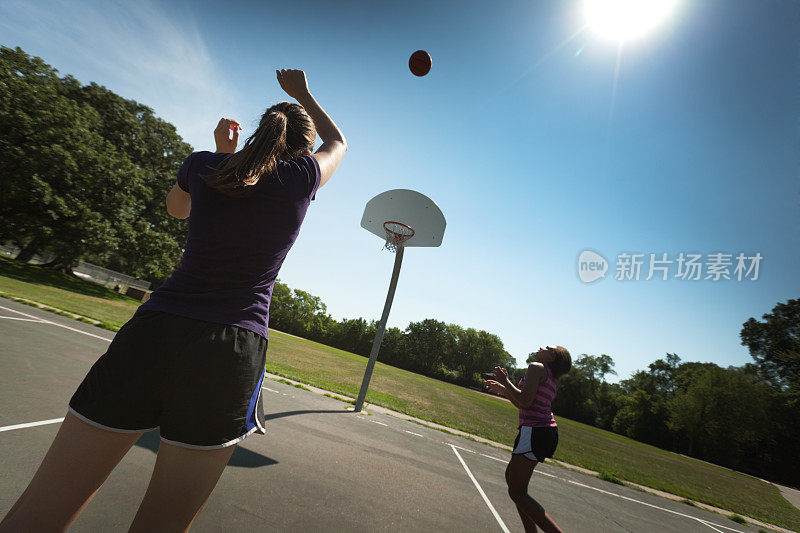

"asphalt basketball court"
[0,298,760,532]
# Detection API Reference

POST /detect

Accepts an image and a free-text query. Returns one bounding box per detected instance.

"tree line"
[547,299,799,486]
[270,281,516,386]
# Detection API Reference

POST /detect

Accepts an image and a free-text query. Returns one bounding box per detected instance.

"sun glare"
[585,0,678,42]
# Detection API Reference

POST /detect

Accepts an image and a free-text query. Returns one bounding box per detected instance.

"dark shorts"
[512,426,558,462]
[68,310,267,449]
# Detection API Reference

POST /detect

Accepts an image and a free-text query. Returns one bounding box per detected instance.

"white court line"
[447,442,477,454]
[0,305,113,342]
[0,316,46,322]
[450,444,511,533]
[451,443,743,533]
[0,305,751,533]
[550,474,739,532]
[404,430,423,437]
[0,418,64,433]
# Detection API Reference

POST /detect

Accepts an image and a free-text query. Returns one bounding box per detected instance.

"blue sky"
[2,0,797,380]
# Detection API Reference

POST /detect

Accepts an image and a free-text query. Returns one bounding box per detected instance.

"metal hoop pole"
[354,246,404,412]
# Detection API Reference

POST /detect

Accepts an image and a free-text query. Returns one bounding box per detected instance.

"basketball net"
[383,221,414,253]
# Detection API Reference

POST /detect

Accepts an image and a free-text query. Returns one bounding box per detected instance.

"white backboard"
[361,189,446,247]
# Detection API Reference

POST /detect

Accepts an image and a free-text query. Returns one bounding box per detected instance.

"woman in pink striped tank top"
[484,345,572,533]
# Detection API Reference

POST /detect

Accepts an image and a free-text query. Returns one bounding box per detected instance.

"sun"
[584,0,678,42]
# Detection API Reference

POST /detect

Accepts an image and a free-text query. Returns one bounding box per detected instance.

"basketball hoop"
[383,221,414,252]
[355,190,446,412]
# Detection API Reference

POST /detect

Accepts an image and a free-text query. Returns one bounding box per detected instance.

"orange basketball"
[409,50,432,77]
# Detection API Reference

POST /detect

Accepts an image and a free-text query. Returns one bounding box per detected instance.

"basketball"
[409,50,432,77]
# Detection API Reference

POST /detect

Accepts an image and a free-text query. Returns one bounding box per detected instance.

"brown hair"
[548,346,572,380]
[200,101,316,198]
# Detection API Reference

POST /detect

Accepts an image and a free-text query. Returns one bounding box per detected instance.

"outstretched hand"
[214,117,241,153]
[484,379,507,395]
[483,366,509,382]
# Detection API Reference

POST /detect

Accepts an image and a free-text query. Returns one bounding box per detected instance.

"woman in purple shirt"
[485,345,572,533]
[0,69,347,532]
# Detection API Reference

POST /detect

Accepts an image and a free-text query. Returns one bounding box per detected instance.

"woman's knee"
[507,484,527,503]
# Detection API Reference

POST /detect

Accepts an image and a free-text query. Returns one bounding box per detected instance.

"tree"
[69,81,193,284]
[550,354,619,427]
[268,281,293,331]
[612,354,681,446]
[337,318,370,355]
[740,298,800,393]
[0,46,192,282]
[667,365,770,467]
[403,319,456,374]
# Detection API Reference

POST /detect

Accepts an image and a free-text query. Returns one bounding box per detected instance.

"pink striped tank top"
[518,363,558,427]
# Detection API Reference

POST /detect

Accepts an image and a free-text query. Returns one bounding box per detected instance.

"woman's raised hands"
[214,118,241,154]
[276,69,310,100]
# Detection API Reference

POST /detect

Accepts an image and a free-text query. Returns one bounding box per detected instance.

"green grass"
[729,514,747,525]
[323,393,356,405]
[599,472,625,486]
[273,378,311,391]
[1,256,799,531]
[0,256,141,329]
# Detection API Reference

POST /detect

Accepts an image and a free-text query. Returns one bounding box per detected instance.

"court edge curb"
[0,292,793,532]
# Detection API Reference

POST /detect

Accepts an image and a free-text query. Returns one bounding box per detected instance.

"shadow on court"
[264,408,350,421]
[132,431,279,468]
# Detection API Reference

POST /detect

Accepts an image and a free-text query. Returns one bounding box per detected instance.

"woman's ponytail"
[200,102,316,198]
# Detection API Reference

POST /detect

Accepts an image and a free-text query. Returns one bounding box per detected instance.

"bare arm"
[502,364,545,408]
[166,183,190,219]
[276,69,347,189]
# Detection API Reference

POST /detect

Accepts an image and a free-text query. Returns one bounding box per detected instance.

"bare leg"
[505,454,563,533]
[128,440,235,532]
[0,410,143,532]
[505,460,539,532]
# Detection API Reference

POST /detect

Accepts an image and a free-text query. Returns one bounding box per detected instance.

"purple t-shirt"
[135,150,321,339]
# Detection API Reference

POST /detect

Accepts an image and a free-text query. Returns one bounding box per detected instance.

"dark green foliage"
[268,280,513,387]
[740,298,800,392]
[551,353,620,428]
[547,297,800,486]
[0,46,192,285]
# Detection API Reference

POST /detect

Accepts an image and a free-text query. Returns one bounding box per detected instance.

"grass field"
[1,255,798,531]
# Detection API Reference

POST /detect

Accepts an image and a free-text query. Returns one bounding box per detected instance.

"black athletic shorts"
[68,310,267,449]
[512,426,558,462]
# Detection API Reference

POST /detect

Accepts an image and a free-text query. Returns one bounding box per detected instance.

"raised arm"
[276,69,347,189]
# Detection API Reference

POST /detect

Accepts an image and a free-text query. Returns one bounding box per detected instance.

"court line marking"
[450,444,511,533]
[0,305,752,533]
[0,418,65,432]
[448,443,477,454]
[450,443,743,533]
[0,316,46,322]
[0,305,113,342]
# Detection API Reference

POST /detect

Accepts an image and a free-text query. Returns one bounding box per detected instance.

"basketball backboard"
[360,189,446,248]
